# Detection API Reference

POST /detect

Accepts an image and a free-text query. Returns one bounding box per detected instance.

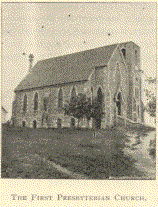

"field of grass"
[1,123,155,179]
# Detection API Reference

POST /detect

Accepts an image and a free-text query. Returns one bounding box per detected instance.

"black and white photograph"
[1,2,156,181]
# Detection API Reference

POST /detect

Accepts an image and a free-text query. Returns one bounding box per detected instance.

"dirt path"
[123,130,156,179]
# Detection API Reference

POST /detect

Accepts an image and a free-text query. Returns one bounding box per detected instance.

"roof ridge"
[38,41,138,63]
[38,42,119,63]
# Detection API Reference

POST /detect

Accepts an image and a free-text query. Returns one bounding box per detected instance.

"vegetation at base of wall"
[144,77,156,118]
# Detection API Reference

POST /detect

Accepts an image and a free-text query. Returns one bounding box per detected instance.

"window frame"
[34,92,39,111]
[121,48,126,59]
[58,88,63,108]
[23,93,27,112]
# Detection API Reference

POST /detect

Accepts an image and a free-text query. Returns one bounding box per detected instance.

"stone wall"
[108,46,129,126]
[13,62,110,128]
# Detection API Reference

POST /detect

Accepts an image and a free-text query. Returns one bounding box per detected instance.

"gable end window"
[135,50,138,65]
[121,48,126,59]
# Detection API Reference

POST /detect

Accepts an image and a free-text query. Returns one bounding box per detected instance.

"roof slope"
[2,106,8,113]
[15,43,117,92]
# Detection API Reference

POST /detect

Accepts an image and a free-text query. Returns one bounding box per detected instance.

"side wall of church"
[48,81,89,128]
[13,81,94,128]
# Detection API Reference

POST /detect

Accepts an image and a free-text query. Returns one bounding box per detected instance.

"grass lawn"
[1,123,155,179]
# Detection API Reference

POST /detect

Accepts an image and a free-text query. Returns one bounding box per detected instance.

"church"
[12,41,144,129]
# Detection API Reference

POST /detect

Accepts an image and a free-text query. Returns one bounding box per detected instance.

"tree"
[64,93,87,127]
[145,77,156,118]
[145,92,156,117]
[64,93,105,128]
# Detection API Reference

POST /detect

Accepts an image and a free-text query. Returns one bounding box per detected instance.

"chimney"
[29,54,34,72]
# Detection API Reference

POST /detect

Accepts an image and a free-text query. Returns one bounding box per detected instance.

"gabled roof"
[15,43,118,92]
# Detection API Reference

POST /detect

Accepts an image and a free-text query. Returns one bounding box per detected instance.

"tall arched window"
[43,97,48,111]
[96,87,103,129]
[116,92,122,116]
[135,50,138,65]
[23,93,27,112]
[137,105,139,116]
[116,63,121,86]
[133,112,137,122]
[34,92,38,111]
[91,87,93,103]
[97,87,103,106]
[133,98,136,112]
[71,87,76,102]
[58,88,63,108]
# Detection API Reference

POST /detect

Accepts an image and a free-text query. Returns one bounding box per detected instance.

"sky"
[1,2,157,120]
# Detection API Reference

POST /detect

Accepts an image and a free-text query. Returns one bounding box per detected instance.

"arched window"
[22,121,26,127]
[135,87,139,100]
[116,63,121,86]
[133,113,137,122]
[121,48,126,59]
[91,87,93,103]
[23,93,27,112]
[33,120,37,129]
[135,50,138,64]
[137,105,139,115]
[97,87,103,106]
[71,118,75,128]
[95,87,103,129]
[57,118,62,128]
[133,98,136,112]
[34,92,38,111]
[115,92,122,116]
[43,97,48,111]
[71,87,76,102]
[58,88,63,108]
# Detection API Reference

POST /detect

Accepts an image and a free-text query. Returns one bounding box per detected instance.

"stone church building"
[12,41,144,129]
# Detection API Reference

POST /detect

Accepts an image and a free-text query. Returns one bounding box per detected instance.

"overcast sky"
[2,2,157,119]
